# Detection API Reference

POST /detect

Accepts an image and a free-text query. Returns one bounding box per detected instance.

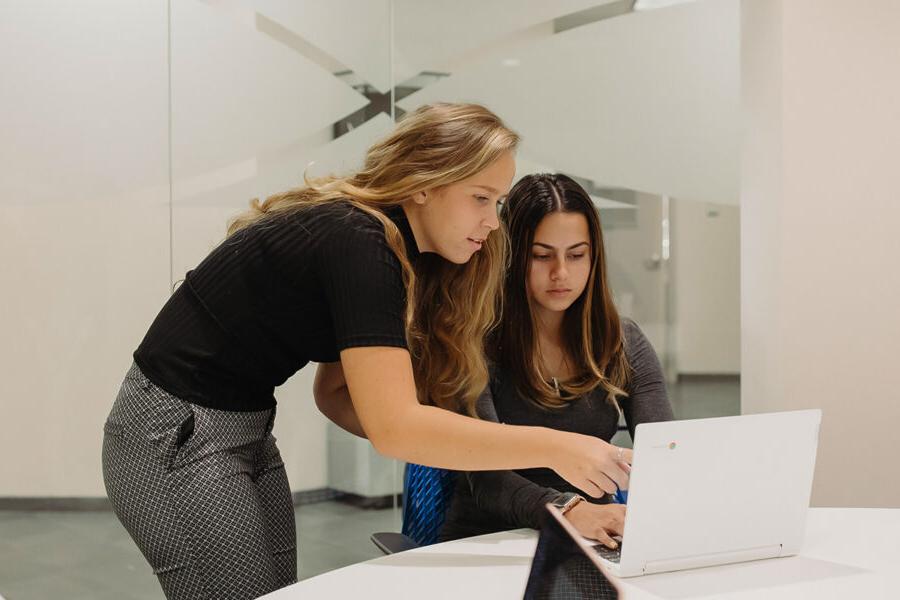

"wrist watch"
[551,492,584,515]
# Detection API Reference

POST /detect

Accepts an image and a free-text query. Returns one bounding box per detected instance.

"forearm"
[372,402,564,472]
[342,347,628,495]
[463,380,562,527]
[467,470,560,530]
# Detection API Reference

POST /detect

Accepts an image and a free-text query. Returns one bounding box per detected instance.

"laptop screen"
[523,505,619,600]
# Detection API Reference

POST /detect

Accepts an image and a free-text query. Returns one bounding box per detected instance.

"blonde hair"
[228,103,520,416]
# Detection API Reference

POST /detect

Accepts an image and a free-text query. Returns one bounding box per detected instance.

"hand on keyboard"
[567,502,625,549]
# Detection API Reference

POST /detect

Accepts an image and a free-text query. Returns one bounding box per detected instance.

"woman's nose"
[483,207,500,231]
[551,260,567,279]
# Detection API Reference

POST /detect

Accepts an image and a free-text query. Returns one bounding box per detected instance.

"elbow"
[312,386,332,420]
[313,384,345,427]
[366,425,399,458]
[363,414,412,460]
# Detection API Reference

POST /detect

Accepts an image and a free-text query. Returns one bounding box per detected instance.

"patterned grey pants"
[102,363,297,599]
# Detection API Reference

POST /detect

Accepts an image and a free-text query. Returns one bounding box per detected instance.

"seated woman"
[439,173,674,549]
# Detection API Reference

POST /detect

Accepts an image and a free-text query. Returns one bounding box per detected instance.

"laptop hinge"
[643,544,783,575]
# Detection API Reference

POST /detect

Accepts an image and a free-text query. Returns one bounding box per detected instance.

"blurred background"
[0,1,741,596]
[5,0,897,598]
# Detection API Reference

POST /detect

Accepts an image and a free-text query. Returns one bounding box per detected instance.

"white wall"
[742,0,900,507]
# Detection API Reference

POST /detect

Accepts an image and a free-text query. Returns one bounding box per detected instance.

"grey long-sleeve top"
[439,319,674,542]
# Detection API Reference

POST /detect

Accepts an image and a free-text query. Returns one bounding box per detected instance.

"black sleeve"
[464,383,562,530]
[316,215,409,352]
[620,319,674,439]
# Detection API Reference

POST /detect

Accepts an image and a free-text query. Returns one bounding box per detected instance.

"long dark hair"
[492,173,629,410]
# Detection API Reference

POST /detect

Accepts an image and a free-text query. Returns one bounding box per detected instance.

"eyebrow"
[533,242,590,251]
[472,184,502,195]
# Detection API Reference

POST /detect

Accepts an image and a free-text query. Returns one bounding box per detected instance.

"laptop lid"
[524,504,621,599]
[617,409,821,576]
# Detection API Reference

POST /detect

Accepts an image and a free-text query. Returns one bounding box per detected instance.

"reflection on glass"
[169,1,402,580]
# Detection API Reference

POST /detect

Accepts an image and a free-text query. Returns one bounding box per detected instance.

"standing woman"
[440,173,674,549]
[102,105,632,599]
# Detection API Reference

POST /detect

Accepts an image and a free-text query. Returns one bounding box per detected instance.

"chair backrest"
[400,463,458,546]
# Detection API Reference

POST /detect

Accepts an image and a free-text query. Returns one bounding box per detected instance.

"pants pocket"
[103,421,125,437]
[147,404,196,471]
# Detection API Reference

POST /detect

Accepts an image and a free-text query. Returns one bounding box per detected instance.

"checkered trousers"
[102,363,297,599]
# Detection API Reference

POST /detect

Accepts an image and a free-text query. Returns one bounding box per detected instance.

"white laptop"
[591,409,821,577]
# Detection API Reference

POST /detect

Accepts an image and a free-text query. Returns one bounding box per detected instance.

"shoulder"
[620,317,644,347]
[291,200,394,256]
[232,200,398,279]
[619,317,661,371]
[620,317,651,359]
[301,200,385,235]
[231,199,384,244]
[308,202,408,298]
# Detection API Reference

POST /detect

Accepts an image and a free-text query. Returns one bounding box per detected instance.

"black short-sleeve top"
[133,201,420,412]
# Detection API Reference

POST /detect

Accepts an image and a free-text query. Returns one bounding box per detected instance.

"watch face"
[552,493,575,510]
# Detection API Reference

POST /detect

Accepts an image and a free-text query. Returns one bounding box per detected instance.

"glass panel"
[164,0,740,580]
[667,197,741,420]
[0,0,171,493]
[0,0,743,592]
[169,0,400,579]
[392,0,741,439]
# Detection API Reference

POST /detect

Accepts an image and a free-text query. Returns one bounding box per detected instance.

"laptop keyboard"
[592,542,623,563]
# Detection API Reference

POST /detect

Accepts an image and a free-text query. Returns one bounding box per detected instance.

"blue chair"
[370,463,458,554]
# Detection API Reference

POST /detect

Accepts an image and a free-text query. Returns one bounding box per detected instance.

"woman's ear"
[413,190,428,205]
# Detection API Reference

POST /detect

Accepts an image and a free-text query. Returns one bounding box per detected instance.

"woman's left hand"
[565,502,626,549]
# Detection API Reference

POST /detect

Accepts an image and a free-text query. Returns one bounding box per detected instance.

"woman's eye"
[475,195,490,204]
[568,253,586,260]
[532,254,551,261]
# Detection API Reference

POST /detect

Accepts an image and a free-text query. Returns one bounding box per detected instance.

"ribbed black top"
[134,201,420,411]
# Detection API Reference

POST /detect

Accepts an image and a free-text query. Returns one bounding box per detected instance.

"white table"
[263,508,899,599]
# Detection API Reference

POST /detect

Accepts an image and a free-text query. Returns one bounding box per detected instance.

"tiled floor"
[668,375,741,420]
[0,376,737,599]
[0,502,397,600]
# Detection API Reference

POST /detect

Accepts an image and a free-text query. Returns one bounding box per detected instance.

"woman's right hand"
[566,502,626,549]
[549,431,632,498]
